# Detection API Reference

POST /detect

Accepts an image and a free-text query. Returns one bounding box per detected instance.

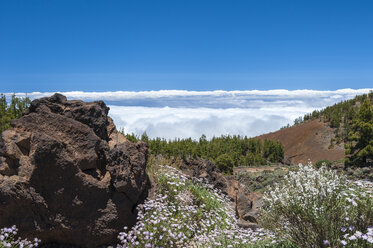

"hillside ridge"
[258,91,373,166]
[258,119,344,165]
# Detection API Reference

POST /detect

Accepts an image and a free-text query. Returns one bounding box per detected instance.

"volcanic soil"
[257,119,345,165]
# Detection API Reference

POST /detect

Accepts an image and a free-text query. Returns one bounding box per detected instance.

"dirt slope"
[257,119,345,165]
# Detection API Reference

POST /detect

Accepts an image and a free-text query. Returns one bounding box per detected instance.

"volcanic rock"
[0,93,150,247]
[180,158,261,225]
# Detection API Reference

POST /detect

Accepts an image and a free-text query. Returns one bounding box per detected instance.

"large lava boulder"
[0,94,150,247]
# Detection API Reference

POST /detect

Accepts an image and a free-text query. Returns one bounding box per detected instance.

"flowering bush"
[196,228,295,248]
[117,165,282,247]
[0,226,40,248]
[261,163,373,248]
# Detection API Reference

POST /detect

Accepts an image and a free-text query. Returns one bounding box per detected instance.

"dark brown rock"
[180,157,261,225]
[0,93,150,247]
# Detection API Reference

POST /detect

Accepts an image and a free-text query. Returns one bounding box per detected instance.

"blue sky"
[1,0,373,92]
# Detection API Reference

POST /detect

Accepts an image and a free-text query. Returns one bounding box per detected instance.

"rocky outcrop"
[0,94,150,247]
[180,158,261,229]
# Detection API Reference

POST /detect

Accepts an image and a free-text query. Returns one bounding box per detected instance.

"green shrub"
[205,235,298,248]
[260,163,373,248]
[118,165,236,247]
[215,154,234,175]
[118,164,283,247]
[315,159,332,169]
[235,167,289,193]
[353,168,364,179]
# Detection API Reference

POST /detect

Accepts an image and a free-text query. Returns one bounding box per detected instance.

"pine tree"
[0,94,11,133]
[0,94,31,133]
[345,98,373,167]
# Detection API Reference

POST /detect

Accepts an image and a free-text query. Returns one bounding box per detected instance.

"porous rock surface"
[0,94,150,247]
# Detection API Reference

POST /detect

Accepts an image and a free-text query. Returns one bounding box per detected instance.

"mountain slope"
[258,92,373,166]
[257,119,344,165]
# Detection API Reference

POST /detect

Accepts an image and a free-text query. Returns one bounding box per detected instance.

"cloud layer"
[7,88,373,109]
[109,106,304,140]
[5,89,372,139]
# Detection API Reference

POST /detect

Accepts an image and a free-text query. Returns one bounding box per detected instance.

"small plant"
[117,165,236,247]
[117,165,281,247]
[0,226,40,248]
[199,230,296,248]
[235,167,289,193]
[260,163,373,248]
[315,159,332,169]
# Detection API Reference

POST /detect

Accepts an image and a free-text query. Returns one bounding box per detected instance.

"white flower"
[349,235,357,240]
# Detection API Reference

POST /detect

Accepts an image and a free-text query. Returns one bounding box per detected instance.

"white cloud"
[109,105,314,139]
[4,89,372,139]
[6,88,373,102]
[109,105,319,140]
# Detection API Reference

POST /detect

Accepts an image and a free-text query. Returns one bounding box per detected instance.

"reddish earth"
[257,119,345,165]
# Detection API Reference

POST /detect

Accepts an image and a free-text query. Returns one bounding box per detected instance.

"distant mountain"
[258,91,373,165]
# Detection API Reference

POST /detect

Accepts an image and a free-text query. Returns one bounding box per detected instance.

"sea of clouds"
[7,89,373,140]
